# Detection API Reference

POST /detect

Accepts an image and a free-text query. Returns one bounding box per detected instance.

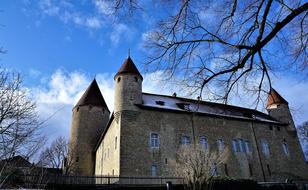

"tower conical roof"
[267,88,288,107]
[75,79,109,109]
[114,57,143,80]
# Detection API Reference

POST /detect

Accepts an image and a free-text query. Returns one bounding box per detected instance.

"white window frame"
[150,133,160,148]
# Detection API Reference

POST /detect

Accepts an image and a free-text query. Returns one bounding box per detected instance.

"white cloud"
[39,0,60,16]
[86,17,102,29]
[38,0,103,30]
[29,69,42,78]
[110,23,132,46]
[94,0,114,15]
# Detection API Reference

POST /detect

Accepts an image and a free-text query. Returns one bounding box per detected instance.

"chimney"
[172,92,177,97]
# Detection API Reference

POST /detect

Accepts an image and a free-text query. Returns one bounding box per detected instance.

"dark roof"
[141,93,283,125]
[114,57,143,80]
[0,156,32,168]
[267,88,288,107]
[75,79,109,109]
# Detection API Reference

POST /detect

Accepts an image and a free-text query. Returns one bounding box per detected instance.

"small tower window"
[115,136,117,150]
[117,77,121,83]
[282,140,289,156]
[134,76,138,82]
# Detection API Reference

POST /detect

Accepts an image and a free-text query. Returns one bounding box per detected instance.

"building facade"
[68,57,308,181]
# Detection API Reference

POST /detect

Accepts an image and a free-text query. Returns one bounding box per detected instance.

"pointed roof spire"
[114,56,143,80]
[267,88,288,107]
[75,79,109,109]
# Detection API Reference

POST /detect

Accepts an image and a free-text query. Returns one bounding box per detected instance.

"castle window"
[181,135,190,145]
[245,140,252,153]
[261,140,270,157]
[151,165,157,176]
[277,126,280,131]
[115,136,117,149]
[134,76,138,82]
[76,157,79,162]
[200,136,208,150]
[266,164,271,176]
[269,125,273,130]
[165,158,168,164]
[117,77,121,83]
[224,164,229,176]
[282,141,289,156]
[238,139,246,152]
[249,163,253,176]
[217,139,224,151]
[211,163,218,176]
[150,133,159,148]
[155,101,165,106]
[232,140,238,152]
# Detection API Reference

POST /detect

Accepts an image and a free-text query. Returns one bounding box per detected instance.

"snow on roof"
[141,93,282,124]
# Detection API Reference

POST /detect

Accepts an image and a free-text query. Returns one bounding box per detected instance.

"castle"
[68,56,307,181]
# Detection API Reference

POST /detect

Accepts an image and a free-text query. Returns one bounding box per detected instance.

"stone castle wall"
[115,108,307,180]
[95,114,121,176]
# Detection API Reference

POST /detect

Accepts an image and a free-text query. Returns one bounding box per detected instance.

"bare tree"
[98,0,307,105]
[38,136,68,169]
[171,144,229,190]
[0,69,44,187]
[297,121,308,159]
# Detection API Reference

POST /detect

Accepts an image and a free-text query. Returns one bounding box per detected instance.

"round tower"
[114,56,143,113]
[68,79,110,176]
[266,88,295,131]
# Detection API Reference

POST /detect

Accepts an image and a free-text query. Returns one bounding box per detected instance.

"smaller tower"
[266,88,295,131]
[114,56,143,113]
[68,79,110,176]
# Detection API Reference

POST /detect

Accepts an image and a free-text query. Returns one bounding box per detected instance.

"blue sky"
[0,1,308,152]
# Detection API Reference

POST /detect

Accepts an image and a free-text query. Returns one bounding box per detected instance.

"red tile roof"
[267,88,288,107]
[75,79,109,109]
[114,57,143,79]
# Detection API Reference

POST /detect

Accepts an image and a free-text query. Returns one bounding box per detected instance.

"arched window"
[117,77,121,83]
